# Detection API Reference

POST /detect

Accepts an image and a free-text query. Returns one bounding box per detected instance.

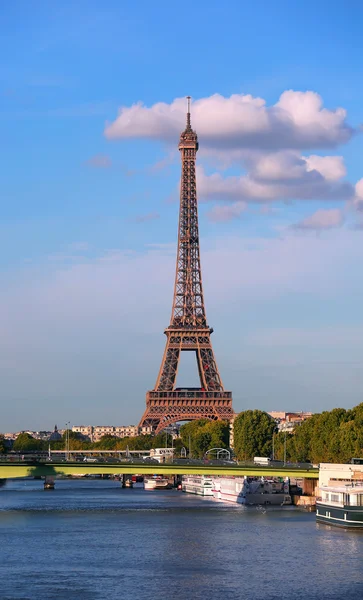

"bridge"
[0,461,319,479]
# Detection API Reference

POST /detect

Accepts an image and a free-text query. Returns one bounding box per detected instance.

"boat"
[131,475,144,483]
[182,475,214,496]
[316,484,363,528]
[212,476,292,505]
[144,476,172,490]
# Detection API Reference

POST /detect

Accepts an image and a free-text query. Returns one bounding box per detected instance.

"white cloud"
[207,201,247,222]
[304,155,346,181]
[246,151,346,182]
[105,91,353,151]
[353,178,363,211]
[292,208,344,230]
[104,91,359,221]
[197,164,353,205]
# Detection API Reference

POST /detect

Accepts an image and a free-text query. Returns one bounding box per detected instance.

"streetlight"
[272,431,275,461]
[65,421,70,461]
[283,430,287,466]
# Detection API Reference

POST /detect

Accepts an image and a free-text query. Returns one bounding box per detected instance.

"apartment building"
[268,411,313,432]
[71,424,145,442]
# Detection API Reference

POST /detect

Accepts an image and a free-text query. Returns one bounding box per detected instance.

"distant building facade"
[71,424,152,442]
[268,411,313,433]
[1,424,158,443]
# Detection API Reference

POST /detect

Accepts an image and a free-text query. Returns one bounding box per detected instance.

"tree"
[151,432,173,449]
[338,421,362,463]
[0,435,6,454]
[13,433,43,453]
[272,431,294,462]
[123,435,154,451]
[180,419,230,458]
[233,410,276,461]
[209,420,230,449]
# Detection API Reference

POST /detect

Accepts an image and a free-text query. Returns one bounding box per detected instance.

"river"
[0,478,362,600]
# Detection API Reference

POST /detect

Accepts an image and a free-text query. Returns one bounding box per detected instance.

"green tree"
[338,420,363,463]
[151,432,173,449]
[180,419,230,458]
[124,435,154,451]
[272,431,295,462]
[233,410,276,461]
[209,420,230,449]
[0,435,6,454]
[193,429,212,457]
[13,433,43,453]
[95,435,119,450]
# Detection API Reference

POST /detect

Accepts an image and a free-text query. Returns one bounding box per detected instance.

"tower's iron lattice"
[139,98,233,434]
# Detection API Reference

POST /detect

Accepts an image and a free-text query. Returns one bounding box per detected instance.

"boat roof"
[321,485,363,494]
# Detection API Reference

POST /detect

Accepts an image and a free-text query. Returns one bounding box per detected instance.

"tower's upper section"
[179,96,199,152]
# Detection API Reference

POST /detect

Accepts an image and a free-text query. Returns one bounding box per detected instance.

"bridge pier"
[44,476,55,490]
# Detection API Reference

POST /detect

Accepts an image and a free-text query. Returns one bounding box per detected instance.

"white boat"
[144,476,172,490]
[316,484,363,528]
[182,475,214,496]
[212,476,292,506]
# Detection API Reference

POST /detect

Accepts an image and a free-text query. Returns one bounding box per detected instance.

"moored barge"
[316,484,363,528]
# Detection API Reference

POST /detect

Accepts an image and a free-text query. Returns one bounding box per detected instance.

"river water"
[1,479,362,600]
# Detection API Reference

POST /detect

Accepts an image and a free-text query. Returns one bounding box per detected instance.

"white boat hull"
[212,477,292,506]
[144,478,171,490]
[182,476,214,496]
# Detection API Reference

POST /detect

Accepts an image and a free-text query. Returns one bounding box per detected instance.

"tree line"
[1,419,230,458]
[2,402,363,463]
[233,403,363,464]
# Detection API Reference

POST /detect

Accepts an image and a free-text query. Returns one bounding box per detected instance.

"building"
[49,425,62,442]
[114,425,139,438]
[319,462,363,488]
[72,425,142,442]
[268,411,313,432]
[72,425,93,439]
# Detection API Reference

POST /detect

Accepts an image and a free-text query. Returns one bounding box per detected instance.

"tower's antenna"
[186,95,191,128]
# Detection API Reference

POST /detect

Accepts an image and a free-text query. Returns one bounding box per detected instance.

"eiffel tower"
[139,98,233,434]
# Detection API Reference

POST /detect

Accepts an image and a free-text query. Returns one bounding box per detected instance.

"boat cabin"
[320,485,363,507]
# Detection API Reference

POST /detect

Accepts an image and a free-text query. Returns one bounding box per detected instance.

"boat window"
[324,493,329,500]
[331,494,339,502]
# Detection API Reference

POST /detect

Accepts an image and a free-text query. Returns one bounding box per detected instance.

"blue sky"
[1,1,363,431]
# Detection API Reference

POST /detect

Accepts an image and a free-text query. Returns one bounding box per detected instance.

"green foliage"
[233,410,276,461]
[121,435,154,451]
[263,404,363,465]
[95,435,119,450]
[284,409,352,464]
[49,440,65,450]
[272,432,294,462]
[13,433,44,453]
[0,435,6,454]
[180,419,230,458]
[151,433,173,449]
